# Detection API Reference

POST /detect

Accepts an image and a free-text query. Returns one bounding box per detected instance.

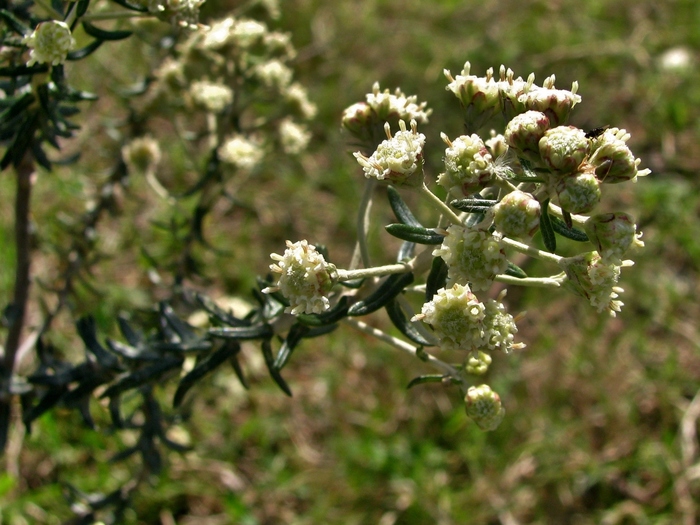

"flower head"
[497,65,536,121]
[493,190,541,238]
[444,62,501,132]
[122,136,162,174]
[559,251,631,316]
[518,74,581,126]
[588,128,651,184]
[24,21,76,67]
[584,212,644,265]
[189,80,233,112]
[465,384,506,431]
[365,82,432,124]
[504,110,550,165]
[263,240,336,315]
[353,120,425,187]
[437,133,495,196]
[278,118,311,155]
[481,294,523,353]
[412,284,486,352]
[554,166,601,215]
[464,351,492,375]
[538,125,589,175]
[218,134,264,169]
[433,225,508,291]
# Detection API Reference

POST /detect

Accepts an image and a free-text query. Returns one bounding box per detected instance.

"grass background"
[2,0,700,523]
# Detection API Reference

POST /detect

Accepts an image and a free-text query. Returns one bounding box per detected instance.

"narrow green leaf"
[407,375,445,389]
[505,261,528,279]
[297,296,349,326]
[107,0,149,12]
[387,185,422,227]
[550,215,589,242]
[385,223,444,245]
[347,272,414,316]
[425,257,448,301]
[261,339,292,396]
[81,21,132,41]
[0,9,30,35]
[173,341,240,407]
[209,324,273,340]
[66,39,103,61]
[100,356,183,399]
[273,323,309,370]
[450,198,497,212]
[385,299,434,346]
[539,199,557,252]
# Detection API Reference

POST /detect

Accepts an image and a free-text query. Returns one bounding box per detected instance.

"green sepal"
[261,339,292,396]
[406,374,445,389]
[81,21,132,40]
[505,261,528,279]
[297,296,349,326]
[173,341,240,407]
[385,299,434,347]
[387,184,422,227]
[385,223,444,245]
[425,256,448,301]
[347,272,414,316]
[550,215,589,242]
[539,199,557,252]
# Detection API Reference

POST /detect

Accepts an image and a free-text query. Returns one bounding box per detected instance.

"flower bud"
[218,135,264,170]
[412,283,486,352]
[465,384,505,431]
[353,120,425,187]
[555,167,601,214]
[584,212,644,264]
[263,240,337,315]
[504,110,550,165]
[437,133,494,196]
[559,251,628,316]
[518,75,581,126]
[341,102,375,142]
[464,351,492,375]
[23,20,76,67]
[278,118,311,155]
[588,128,651,183]
[122,136,162,174]
[189,80,233,113]
[538,126,589,175]
[433,225,508,291]
[444,62,500,132]
[494,190,541,238]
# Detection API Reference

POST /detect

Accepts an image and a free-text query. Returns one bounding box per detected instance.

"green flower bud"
[494,190,541,238]
[559,251,630,317]
[444,62,501,132]
[518,74,581,126]
[588,128,651,183]
[263,240,337,315]
[412,283,486,352]
[555,167,601,214]
[584,213,644,264]
[464,351,492,375]
[465,384,505,431]
[433,225,508,291]
[437,133,494,196]
[504,110,550,165]
[538,126,589,175]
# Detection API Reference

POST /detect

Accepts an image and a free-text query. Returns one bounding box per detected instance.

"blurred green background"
[2,0,700,523]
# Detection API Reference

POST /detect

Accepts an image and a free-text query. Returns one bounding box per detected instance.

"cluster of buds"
[263,63,649,432]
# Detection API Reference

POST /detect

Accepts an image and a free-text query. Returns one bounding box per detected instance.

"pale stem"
[350,178,376,270]
[343,317,462,378]
[495,274,565,287]
[419,183,463,224]
[547,202,588,226]
[500,236,564,265]
[337,244,434,281]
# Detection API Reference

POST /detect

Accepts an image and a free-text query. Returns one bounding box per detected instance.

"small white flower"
[190,80,233,113]
[218,135,264,170]
[231,19,267,48]
[254,59,293,90]
[365,82,432,123]
[353,120,425,186]
[24,21,76,67]
[279,118,311,155]
[263,240,336,315]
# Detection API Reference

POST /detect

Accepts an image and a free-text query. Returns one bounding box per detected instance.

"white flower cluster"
[218,135,264,170]
[24,21,76,67]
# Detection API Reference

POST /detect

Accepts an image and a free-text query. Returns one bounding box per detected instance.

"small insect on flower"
[584,125,609,140]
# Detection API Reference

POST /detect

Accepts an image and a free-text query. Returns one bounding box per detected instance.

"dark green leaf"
[76,0,91,17]
[550,215,589,242]
[209,324,274,340]
[194,293,249,327]
[81,21,132,40]
[261,339,292,396]
[1,110,39,170]
[22,385,69,430]
[173,341,241,407]
[348,272,414,316]
[385,299,434,346]
[296,296,350,326]
[100,356,183,399]
[450,198,497,212]
[273,323,310,370]
[0,9,30,34]
[66,39,104,61]
[387,185,422,227]
[107,0,149,12]
[0,93,35,123]
[76,317,121,370]
[397,240,416,262]
[539,199,556,252]
[425,256,448,301]
[159,302,198,342]
[407,375,445,389]
[230,353,249,389]
[505,261,528,279]
[385,223,444,245]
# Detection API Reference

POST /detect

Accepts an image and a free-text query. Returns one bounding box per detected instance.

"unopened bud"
[464,351,492,375]
[588,128,651,183]
[555,166,601,214]
[494,190,541,238]
[539,126,589,175]
[465,384,505,431]
[584,212,644,264]
[504,110,550,165]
